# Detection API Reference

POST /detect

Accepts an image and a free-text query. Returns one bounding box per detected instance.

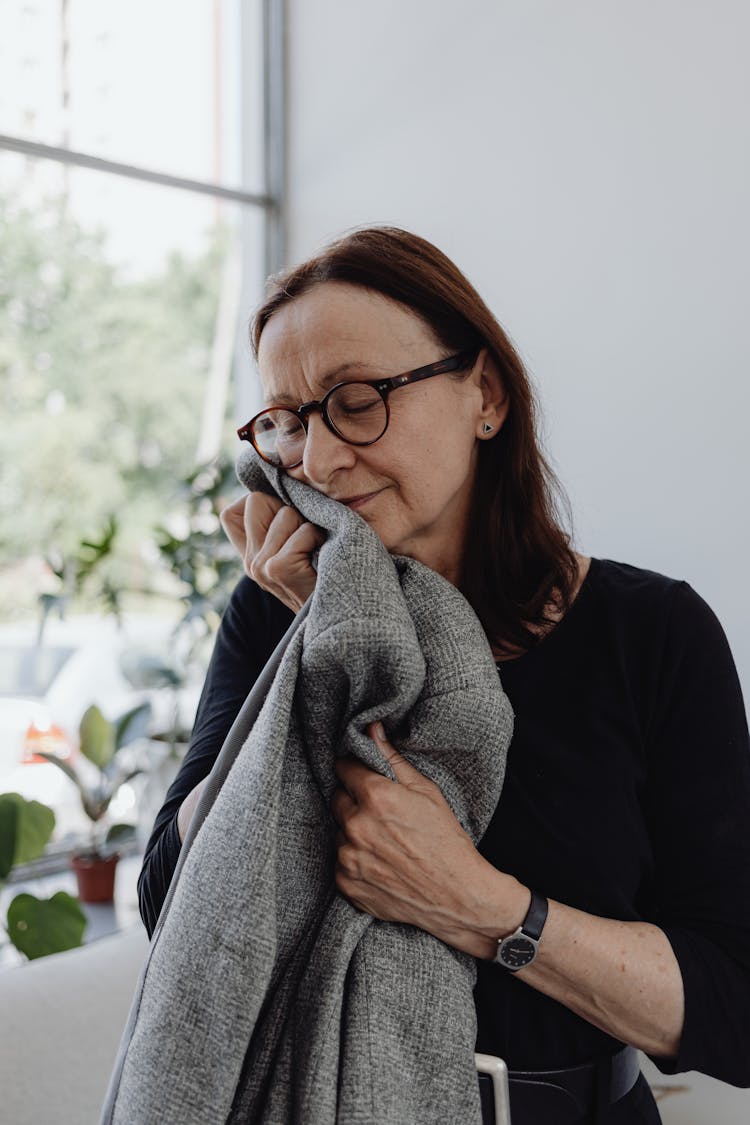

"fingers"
[243,491,287,560]
[219,491,288,570]
[253,512,324,611]
[366,721,427,787]
[219,494,251,559]
[334,755,378,801]
[257,506,318,572]
[331,783,357,826]
[220,491,325,613]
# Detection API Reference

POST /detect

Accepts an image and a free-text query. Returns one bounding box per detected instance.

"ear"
[473,347,509,440]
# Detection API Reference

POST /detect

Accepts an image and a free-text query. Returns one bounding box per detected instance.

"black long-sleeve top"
[138,556,750,1101]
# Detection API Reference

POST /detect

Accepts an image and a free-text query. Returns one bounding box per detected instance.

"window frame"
[0,0,285,274]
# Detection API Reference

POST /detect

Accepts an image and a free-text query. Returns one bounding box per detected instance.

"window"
[0,0,284,622]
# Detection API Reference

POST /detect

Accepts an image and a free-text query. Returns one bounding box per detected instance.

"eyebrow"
[267,361,380,405]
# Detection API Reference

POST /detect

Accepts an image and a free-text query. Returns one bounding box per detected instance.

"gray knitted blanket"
[100,447,513,1125]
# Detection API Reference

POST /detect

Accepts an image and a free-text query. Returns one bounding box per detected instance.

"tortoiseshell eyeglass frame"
[237,347,480,468]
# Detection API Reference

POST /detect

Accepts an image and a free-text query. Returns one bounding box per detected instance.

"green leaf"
[14,796,55,865]
[81,787,110,823]
[105,766,143,795]
[0,796,19,880]
[103,823,136,854]
[0,793,55,871]
[79,704,115,770]
[7,891,87,960]
[35,750,83,791]
[113,701,152,750]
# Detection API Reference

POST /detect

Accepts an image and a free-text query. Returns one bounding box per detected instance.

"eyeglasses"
[238,347,479,468]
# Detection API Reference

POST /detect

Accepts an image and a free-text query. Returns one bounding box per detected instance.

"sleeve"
[643,581,750,1087]
[136,575,296,937]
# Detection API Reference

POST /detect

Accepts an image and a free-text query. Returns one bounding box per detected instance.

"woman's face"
[256,281,506,584]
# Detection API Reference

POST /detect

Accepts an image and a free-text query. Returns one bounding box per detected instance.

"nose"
[296,410,356,487]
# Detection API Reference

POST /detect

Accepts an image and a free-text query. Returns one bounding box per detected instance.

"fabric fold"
[100,447,514,1125]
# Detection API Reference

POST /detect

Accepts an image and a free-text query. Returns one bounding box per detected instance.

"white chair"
[0,925,149,1125]
[476,1052,512,1124]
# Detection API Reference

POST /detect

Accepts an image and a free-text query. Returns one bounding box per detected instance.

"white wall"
[283,0,750,698]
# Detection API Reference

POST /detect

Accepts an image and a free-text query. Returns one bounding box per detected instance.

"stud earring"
[482,423,494,434]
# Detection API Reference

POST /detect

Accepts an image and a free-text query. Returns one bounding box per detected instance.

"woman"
[138,227,750,1124]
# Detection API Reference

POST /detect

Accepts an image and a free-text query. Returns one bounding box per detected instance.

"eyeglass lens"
[253,383,388,466]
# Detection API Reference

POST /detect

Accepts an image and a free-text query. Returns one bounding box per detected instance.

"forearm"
[515,897,683,1058]
[329,736,685,1059]
[450,862,685,1059]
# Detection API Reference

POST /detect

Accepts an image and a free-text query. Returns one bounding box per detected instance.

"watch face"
[500,935,536,968]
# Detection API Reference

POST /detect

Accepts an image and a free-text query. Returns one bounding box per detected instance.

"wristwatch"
[493,890,548,971]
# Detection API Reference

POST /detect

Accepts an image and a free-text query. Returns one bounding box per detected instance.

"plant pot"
[71,851,120,904]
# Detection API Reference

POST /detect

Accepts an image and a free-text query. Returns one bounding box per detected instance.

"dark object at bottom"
[478,1044,641,1125]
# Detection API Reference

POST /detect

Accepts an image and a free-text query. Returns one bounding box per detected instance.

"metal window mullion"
[262,0,286,276]
[0,132,272,209]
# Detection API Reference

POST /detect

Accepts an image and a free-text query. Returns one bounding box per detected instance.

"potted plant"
[151,455,239,658]
[0,793,87,961]
[38,701,151,903]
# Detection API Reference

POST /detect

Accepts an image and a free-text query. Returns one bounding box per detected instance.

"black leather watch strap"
[522,891,548,941]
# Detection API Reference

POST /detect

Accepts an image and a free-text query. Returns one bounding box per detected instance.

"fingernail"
[373,721,385,741]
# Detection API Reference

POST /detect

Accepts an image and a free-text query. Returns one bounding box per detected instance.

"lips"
[337,490,382,508]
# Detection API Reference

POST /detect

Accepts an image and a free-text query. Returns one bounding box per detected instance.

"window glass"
[0,149,264,619]
[0,645,74,697]
[0,0,263,194]
[0,0,272,860]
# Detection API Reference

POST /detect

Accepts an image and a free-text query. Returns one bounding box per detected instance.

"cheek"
[385,463,448,520]
[378,396,476,503]
[389,404,446,467]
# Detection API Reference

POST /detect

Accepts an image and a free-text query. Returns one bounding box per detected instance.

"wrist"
[459,860,532,960]
[493,890,549,971]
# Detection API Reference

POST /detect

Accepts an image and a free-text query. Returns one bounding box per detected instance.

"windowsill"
[4,833,141,883]
[0,850,144,971]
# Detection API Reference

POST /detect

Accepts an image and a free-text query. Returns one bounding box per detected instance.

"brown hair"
[251,226,577,656]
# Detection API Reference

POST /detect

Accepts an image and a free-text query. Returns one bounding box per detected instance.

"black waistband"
[478,1044,641,1125]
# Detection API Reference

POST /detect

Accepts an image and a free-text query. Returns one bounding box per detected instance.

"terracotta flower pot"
[71,852,120,904]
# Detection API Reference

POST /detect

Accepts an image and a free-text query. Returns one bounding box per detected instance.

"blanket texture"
[100,447,514,1125]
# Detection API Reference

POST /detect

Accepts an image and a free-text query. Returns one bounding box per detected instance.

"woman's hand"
[220,492,325,613]
[331,721,527,957]
[332,724,684,1057]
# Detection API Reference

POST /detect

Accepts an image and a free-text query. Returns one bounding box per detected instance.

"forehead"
[257,282,438,400]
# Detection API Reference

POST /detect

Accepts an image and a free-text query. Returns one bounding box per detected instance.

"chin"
[379,532,420,561]
[364,519,401,555]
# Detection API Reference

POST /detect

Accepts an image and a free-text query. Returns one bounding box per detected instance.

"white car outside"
[0,614,202,844]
